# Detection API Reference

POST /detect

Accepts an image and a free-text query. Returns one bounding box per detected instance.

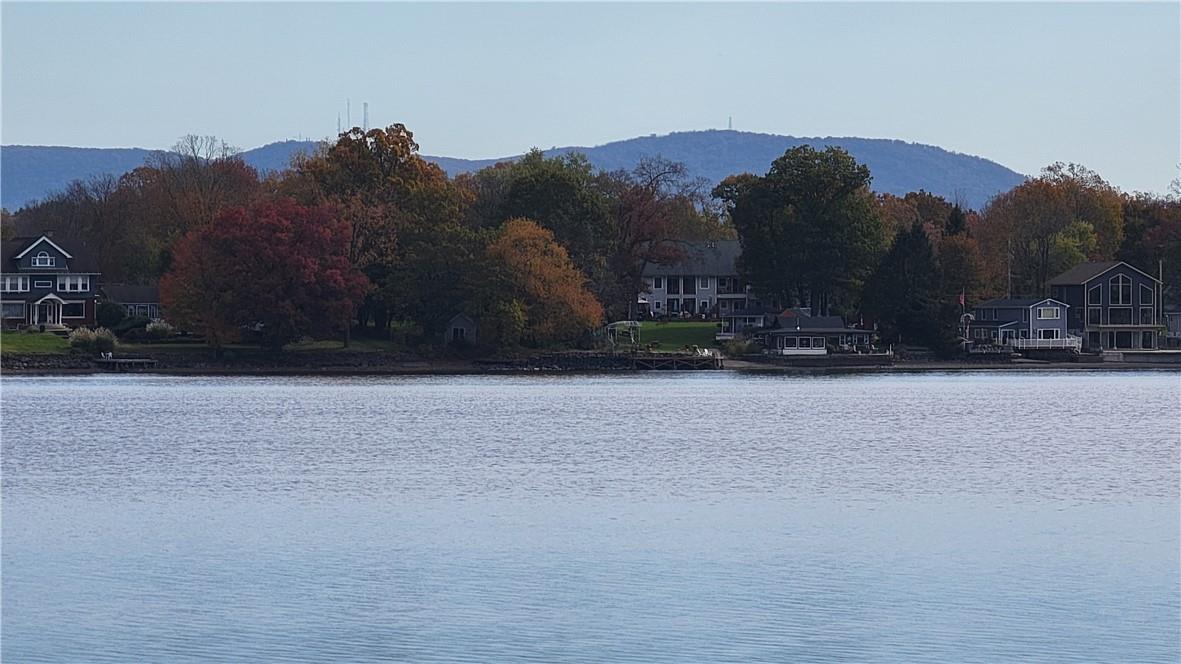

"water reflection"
[3,372,1179,662]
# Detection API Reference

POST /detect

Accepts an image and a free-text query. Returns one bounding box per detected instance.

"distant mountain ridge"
[1,130,1026,211]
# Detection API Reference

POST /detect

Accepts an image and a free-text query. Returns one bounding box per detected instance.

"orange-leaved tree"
[486,218,604,345]
[161,198,368,351]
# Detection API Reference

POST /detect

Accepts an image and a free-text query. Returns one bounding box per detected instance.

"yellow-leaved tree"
[486,218,604,345]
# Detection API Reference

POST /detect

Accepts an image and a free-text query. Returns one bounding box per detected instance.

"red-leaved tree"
[161,199,369,351]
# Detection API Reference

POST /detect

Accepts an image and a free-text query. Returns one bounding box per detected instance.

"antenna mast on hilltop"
[347,99,351,129]
[728,116,732,130]
[363,102,369,131]
[337,113,341,136]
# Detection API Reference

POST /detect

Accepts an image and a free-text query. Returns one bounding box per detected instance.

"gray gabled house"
[1048,261,1164,350]
[1,234,100,329]
[640,240,761,317]
[970,297,1076,350]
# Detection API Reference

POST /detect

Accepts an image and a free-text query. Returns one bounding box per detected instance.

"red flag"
[958,290,965,307]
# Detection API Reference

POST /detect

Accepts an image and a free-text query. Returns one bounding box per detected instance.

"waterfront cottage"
[1,235,100,329]
[969,297,1077,350]
[101,284,163,320]
[1048,261,1164,351]
[759,309,872,355]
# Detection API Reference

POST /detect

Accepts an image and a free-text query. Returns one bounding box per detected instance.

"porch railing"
[1009,336,1082,351]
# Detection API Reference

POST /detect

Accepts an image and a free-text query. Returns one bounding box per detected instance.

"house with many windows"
[1,235,100,329]
[101,284,163,320]
[757,309,873,355]
[1048,261,1164,350]
[969,297,1077,350]
[639,240,765,317]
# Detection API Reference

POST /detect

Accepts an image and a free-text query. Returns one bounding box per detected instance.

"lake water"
[2,371,1178,662]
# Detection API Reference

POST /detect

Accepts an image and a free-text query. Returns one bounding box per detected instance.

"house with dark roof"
[969,297,1077,350]
[757,308,873,355]
[101,284,162,320]
[717,305,778,340]
[640,240,765,317]
[1048,261,1164,351]
[1,234,100,329]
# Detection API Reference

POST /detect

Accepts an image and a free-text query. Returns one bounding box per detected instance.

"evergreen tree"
[864,223,956,352]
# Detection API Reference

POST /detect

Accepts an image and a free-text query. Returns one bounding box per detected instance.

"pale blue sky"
[2,2,1178,193]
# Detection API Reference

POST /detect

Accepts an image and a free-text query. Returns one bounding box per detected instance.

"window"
[57,275,90,292]
[1036,307,1060,320]
[1038,329,1060,340]
[1019,330,1029,339]
[33,280,52,289]
[682,277,696,295]
[782,337,797,348]
[653,301,661,310]
[1087,284,1102,305]
[1022,309,1029,321]
[1109,308,1132,325]
[1088,307,1102,325]
[1109,275,1131,305]
[1,302,24,318]
[666,277,680,295]
[1,276,29,293]
[1140,307,1154,325]
[62,302,84,318]
[451,327,466,341]
[32,251,55,267]
[653,277,663,290]
[798,337,811,348]
[1140,284,1154,306]
[698,277,709,289]
[668,298,680,313]
[719,300,729,311]
[814,337,825,349]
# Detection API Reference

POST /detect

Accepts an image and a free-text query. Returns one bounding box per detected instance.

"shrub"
[113,315,150,336]
[96,301,127,328]
[68,327,95,349]
[145,320,174,339]
[68,327,117,353]
[92,327,117,353]
[723,339,761,356]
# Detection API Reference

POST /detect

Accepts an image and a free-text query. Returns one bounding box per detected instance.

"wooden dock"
[95,358,159,372]
[629,354,724,370]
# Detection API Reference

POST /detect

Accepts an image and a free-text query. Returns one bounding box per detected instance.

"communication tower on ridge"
[363,103,369,131]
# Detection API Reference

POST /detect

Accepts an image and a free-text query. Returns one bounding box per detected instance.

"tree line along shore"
[2,123,1178,359]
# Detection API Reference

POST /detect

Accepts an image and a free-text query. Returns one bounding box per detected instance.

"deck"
[95,358,159,372]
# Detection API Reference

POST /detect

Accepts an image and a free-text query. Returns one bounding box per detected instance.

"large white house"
[639,240,763,317]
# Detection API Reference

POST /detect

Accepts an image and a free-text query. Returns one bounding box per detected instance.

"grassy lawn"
[0,330,70,354]
[637,321,720,350]
[285,338,400,353]
[115,338,402,354]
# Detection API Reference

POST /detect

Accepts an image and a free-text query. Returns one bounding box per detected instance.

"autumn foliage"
[486,218,604,344]
[160,199,368,349]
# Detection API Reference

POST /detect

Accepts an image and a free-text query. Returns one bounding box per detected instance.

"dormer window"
[32,251,55,267]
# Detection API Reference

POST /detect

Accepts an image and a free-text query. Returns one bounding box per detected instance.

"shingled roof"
[641,240,741,276]
[1048,261,1160,286]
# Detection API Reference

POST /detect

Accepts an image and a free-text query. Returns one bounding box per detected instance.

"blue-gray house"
[970,297,1076,350]
[1048,261,1163,350]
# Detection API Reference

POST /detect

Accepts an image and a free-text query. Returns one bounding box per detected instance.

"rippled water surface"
[2,372,1179,662]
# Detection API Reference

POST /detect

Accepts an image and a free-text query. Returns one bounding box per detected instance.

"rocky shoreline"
[3,349,1179,376]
